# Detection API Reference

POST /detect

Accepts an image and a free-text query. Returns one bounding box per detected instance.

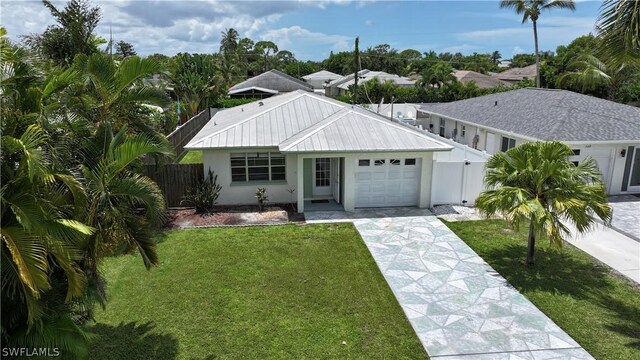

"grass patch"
[444,219,640,360]
[179,151,202,164]
[90,224,426,359]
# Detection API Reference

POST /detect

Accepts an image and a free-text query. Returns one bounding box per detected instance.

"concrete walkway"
[306,208,592,359]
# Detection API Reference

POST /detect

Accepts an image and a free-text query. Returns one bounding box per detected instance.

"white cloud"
[512,46,525,56]
[439,44,481,54]
[259,25,351,58]
[365,19,373,26]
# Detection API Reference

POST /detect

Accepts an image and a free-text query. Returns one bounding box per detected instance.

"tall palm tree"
[219,28,239,55]
[500,0,576,88]
[596,0,640,68]
[476,141,612,265]
[490,50,502,65]
[557,53,638,99]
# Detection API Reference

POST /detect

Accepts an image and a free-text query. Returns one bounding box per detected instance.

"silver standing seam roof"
[228,69,313,94]
[419,88,640,142]
[185,91,453,153]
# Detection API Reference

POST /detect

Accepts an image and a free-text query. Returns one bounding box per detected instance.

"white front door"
[355,158,420,207]
[628,148,640,192]
[313,158,331,197]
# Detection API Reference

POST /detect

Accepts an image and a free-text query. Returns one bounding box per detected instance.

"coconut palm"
[220,28,239,55]
[557,53,638,99]
[500,0,576,88]
[491,50,502,65]
[596,0,640,68]
[476,141,612,265]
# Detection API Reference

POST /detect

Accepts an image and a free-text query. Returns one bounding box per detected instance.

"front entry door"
[628,148,640,192]
[313,158,331,196]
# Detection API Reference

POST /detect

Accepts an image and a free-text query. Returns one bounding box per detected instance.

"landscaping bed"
[165,204,304,228]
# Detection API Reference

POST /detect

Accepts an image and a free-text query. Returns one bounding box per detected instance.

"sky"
[1,0,603,61]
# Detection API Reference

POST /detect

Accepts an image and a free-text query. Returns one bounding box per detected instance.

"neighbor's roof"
[336,71,415,90]
[228,86,278,95]
[186,90,453,153]
[419,88,640,142]
[302,70,342,81]
[228,69,313,93]
[452,70,511,89]
[493,64,536,81]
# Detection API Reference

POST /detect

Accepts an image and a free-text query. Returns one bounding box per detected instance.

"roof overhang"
[228,86,279,95]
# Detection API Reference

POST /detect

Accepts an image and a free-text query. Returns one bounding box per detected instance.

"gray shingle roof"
[228,69,313,93]
[419,88,640,142]
[186,91,453,153]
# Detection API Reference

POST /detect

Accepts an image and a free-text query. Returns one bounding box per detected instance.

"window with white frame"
[230,152,286,182]
[439,118,446,137]
[500,136,516,152]
[461,125,466,137]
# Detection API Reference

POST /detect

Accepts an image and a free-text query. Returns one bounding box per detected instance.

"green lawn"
[90,224,426,359]
[179,150,202,164]
[444,219,640,360]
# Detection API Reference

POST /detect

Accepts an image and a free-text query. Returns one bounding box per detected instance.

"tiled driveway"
[608,195,640,241]
[306,208,592,359]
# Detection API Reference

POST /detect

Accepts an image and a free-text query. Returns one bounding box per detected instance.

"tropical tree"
[24,0,103,66]
[491,50,502,65]
[596,0,640,68]
[77,124,173,309]
[500,0,576,87]
[171,53,223,118]
[115,40,136,58]
[254,40,278,72]
[418,61,455,88]
[219,28,239,55]
[476,141,612,265]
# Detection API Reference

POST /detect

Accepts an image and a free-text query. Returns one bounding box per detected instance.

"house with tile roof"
[492,64,537,84]
[418,88,640,194]
[452,70,512,89]
[186,90,489,211]
[228,69,313,99]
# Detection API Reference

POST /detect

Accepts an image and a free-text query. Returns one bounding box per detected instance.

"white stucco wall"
[202,148,299,205]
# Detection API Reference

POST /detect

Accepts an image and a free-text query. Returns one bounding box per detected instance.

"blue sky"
[2,1,603,60]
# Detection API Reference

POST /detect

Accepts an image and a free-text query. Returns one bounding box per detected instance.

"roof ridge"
[187,92,308,147]
[279,109,350,151]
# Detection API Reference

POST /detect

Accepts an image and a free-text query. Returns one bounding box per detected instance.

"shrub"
[182,169,222,213]
[255,187,268,212]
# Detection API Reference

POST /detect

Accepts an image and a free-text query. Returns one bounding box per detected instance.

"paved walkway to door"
[306,208,592,359]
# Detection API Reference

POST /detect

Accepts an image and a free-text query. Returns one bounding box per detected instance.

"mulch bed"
[165,204,305,229]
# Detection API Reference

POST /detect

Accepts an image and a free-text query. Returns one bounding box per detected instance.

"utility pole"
[353,36,359,105]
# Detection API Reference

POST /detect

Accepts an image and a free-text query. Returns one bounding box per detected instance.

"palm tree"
[556,53,638,99]
[476,141,612,265]
[596,0,640,68]
[78,124,173,306]
[500,0,576,88]
[219,28,239,55]
[491,50,502,65]
[418,61,455,88]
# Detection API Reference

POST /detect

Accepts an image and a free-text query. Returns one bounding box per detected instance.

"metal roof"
[335,71,415,90]
[302,70,342,81]
[228,69,313,93]
[419,88,640,142]
[186,91,453,153]
[228,86,279,95]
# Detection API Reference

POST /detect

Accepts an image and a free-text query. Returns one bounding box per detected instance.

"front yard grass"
[90,224,426,359]
[444,219,640,360]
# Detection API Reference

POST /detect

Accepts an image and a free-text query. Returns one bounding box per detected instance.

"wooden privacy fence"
[143,163,203,207]
[167,108,217,160]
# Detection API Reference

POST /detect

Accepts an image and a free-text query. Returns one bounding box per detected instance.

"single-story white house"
[418,88,640,195]
[185,91,488,212]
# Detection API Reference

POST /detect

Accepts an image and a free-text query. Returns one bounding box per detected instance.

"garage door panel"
[355,158,420,208]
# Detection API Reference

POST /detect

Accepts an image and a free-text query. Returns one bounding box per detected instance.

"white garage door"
[355,158,421,207]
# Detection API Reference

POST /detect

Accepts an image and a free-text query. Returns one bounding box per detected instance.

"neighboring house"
[302,70,342,91]
[228,69,313,99]
[497,60,512,69]
[325,69,415,97]
[185,91,488,211]
[417,88,640,195]
[452,70,511,89]
[492,64,536,84]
